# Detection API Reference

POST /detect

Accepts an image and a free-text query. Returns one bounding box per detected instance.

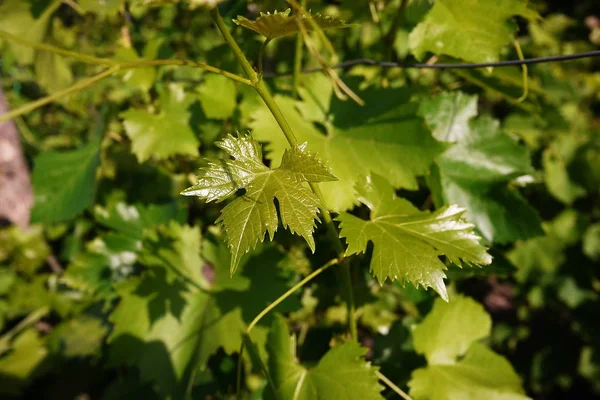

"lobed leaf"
[233,8,354,40]
[338,174,492,301]
[182,134,336,273]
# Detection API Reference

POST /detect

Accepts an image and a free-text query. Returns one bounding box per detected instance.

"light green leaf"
[409,0,538,63]
[114,46,157,93]
[31,140,100,223]
[250,86,443,211]
[412,296,491,364]
[79,0,125,16]
[419,92,478,143]
[337,174,492,301]
[121,84,199,162]
[0,329,48,395]
[94,201,180,239]
[410,343,529,400]
[197,74,237,119]
[542,145,586,205]
[182,134,336,273]
[234,8,354,40]
[0,0,60,64]
[409,296,528,400]
[583,224,600,261]
[34,51,73,94]
[47,316,108,358]
[267,314,384,400]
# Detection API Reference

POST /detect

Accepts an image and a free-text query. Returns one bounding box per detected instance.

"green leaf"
[181,134,336,273]
[267,314,384,400]
[408,296,528,400]
[34,51,73,94]
[542,144,586,205]
[419,92,478,142]
[337,174,491,301]
[94,201,180,239]
[197,74,237,120]
[114,46,157,93]
[0,329,48,395]
[409,0,538,63]
[79,0,124,16]
[47,316,108,358]
[31,140,100,223]
[0,0,60,64]
[120,84,199,162]
[428,94,543,243]
[583,224,600,261]
[233,8,354,40]
[250,85,443,211]
[108,236,299,397]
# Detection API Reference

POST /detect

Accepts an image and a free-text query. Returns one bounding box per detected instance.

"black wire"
[263,49,600,77]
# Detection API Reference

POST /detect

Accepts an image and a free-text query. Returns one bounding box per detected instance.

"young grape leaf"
[409,0,538,64]
[181,134,337,273]
[197,74,237,120]
[250,84,443,211]
[337,174,492,301]
[267,314,384,400]
[424,93,543,243]
[408,296,528,400]
[31,140,100,223]
[120,84,199,162]
[233,8,354,40]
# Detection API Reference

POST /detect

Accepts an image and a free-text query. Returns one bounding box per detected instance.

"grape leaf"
[31,140,100,223]
[197,74,237,120]
[425,93,543,243]
[267,314,384,400]
[0,0,60,64]
[583,224,600,261]
[94,201,181,239]
[34,51,73,94]
[418,92,478,143]
[408,296,528,400]
[233,8,354,40]
[108,232,299,397]
[47,316,108,358]
[337,174,491,301]
[181,134,336,273]
[250,84,443,211]
[542,141,586,205]
[409,0,538,63]
[79,0,124,16]
[121,84,199,162]
[0,329,48,396]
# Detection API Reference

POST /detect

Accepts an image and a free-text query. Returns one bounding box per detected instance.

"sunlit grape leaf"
[121,84,199,162]
[337,174,492,301]
[408,296,528,400]
[31,140,101,223]
[409,0,538,63]
[181,134,336,273]
[233,8,354,40]
[0,0,60,64]
[197,74,237,119]
[267,314,384,400]
[426,93,543,243]
[419,92,478,142]
[108,236,299,397]
[250,85,443,211]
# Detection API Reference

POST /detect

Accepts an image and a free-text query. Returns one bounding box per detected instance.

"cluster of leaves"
[1,0,599,399]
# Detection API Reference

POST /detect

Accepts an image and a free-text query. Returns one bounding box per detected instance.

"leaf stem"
[292,0,307,97]
[258,38,272,79]
[211,7,358,342]
[513,39,529,103]
[376,371,414,400]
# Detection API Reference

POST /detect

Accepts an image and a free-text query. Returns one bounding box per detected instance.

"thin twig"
[376,371,414,400]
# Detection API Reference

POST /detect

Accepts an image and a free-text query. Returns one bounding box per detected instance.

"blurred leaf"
[419,91,478,142]
[0,329,48,395]
[47,316,108,357]
[197,74,237,120]
[31,140,101,223]
[94,201,180,239]
[583,224,600,261]
[266,314,384,399]
[338,174,492,301]
[120,84,199,162]
[34,51,73,94]
[408,296,527,400]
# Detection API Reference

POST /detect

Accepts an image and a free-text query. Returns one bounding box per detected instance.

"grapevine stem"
[292,0,307,97]
[376,371,414,400]
[211,7,358,342]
